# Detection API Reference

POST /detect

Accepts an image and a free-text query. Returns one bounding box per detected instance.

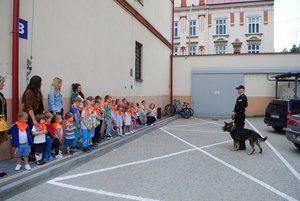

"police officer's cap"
[235,85,245,90]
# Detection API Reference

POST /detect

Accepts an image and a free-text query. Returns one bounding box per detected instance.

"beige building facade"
[0,0,173,124]
[173,0,274,55]
[173,53,300,117]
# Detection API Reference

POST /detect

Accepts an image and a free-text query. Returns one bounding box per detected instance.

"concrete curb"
[0,116,177,200]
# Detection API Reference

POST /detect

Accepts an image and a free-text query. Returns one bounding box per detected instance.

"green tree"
[290,44,300,53]
[281,44,300,53]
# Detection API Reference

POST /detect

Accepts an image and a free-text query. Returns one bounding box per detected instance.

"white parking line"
[166,128,224,133]
[160,126,298,201]
[163,122,212,129]
[246,119,300,182]
[47,139,231,200]
[47,118,298,201]
[47,180,160,201]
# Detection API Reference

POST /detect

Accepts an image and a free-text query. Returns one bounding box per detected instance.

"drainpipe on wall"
[12,0,20,122]
[170,0,174,104]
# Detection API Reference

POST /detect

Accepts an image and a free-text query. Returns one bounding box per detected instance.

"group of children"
[7,95,151,171]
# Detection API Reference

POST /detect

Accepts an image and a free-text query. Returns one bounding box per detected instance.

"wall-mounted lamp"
[26,57,32,83]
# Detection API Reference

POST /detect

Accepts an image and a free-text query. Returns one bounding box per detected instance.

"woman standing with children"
[22,75,45,161]
[0,76,8,176]
[48,77,64,116]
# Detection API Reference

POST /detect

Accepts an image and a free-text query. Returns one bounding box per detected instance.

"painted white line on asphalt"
[48,148,196,182]
[47,138,232,200]
[246,119,300,182]
[166,128,224,133]
[48,138,230,183]
[47,180,160,201]
[191,117,225,126]
[163,122,212,129]
[160,127,298,201]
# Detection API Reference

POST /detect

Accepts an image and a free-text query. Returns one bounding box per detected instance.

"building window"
[247,17,260,33]
[174,21,179,37]
[215,45,227,54]
[189,20,197,36]
[135,41,142,81]
[215,19,227,35]
[247,44,260,53]
[173,45,180,55]
[189,45,197,55]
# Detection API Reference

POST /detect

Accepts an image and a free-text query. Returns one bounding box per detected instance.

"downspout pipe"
[12,0,20,122]
[170,0,174,104]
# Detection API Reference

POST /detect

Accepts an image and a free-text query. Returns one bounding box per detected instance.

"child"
[130,102,136,133]
[104,95,112,139]
[52,114,63,158]
[111,100,116,132]
[95,96,105,142]
[64,112,76,154]
[135,102,142,125]
[70,97,82,150]
[124,106,132,135]
[81,100,92,152]
[122,98,127,112]
[8,112,33,171]
[87,96,97,149]
[31,114,48,165]
[141,100,147,125]
[115,105,123,137]
[44,112,55,162]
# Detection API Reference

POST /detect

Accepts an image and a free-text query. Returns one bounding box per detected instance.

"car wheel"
[294,143,300,149]
[272,126,284,131]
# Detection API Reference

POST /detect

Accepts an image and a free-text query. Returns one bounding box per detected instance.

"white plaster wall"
[10,0,171,99]
[0,0,13,98]
[127,0,172,41]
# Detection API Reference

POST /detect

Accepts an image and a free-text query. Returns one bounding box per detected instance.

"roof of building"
[206,0,272,4]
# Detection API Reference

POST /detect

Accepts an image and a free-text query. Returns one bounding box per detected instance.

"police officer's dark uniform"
[233,85,248,150]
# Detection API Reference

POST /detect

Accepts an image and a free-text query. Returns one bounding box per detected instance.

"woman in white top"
[146,103,157,126]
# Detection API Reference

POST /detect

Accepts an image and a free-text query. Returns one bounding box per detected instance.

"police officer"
[232,85,248,150]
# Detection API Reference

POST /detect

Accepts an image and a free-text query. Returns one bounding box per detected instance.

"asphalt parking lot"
[5,117,300,201]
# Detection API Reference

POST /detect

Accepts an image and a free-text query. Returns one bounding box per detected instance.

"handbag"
[0,115,8,143]
[0,115,7,133]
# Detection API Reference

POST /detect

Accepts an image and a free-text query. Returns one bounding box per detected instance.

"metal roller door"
[191,73,244,117]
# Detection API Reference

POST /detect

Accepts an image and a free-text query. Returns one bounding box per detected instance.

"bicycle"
[164,99,192,119]
[182,102,194,117]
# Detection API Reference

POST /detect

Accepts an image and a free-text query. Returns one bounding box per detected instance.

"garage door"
[191,73,244,117]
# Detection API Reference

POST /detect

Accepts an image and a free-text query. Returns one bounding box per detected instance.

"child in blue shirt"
[64,112,76,154]
[8,112,33,171]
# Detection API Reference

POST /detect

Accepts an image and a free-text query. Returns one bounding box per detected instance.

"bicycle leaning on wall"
[164,99,193,119]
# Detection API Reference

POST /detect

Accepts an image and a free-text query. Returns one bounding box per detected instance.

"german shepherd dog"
[222,121,268,155]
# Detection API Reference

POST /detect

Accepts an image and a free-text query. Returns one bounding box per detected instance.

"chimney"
[181,0,187,7]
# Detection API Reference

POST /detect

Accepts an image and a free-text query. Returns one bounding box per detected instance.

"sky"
[274,0,300,52]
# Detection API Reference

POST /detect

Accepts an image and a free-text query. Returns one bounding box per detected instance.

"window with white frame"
[189,20,197,36]
[189,45,197,55]
[247,44,260,53]
[173,45,180,55]
[215,19,227,35]
[215,45,227,54]
[247,17,260,33]
[174,21,179,37]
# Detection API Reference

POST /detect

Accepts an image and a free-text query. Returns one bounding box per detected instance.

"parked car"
[286,114,300,149]
[264,99,300,131]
